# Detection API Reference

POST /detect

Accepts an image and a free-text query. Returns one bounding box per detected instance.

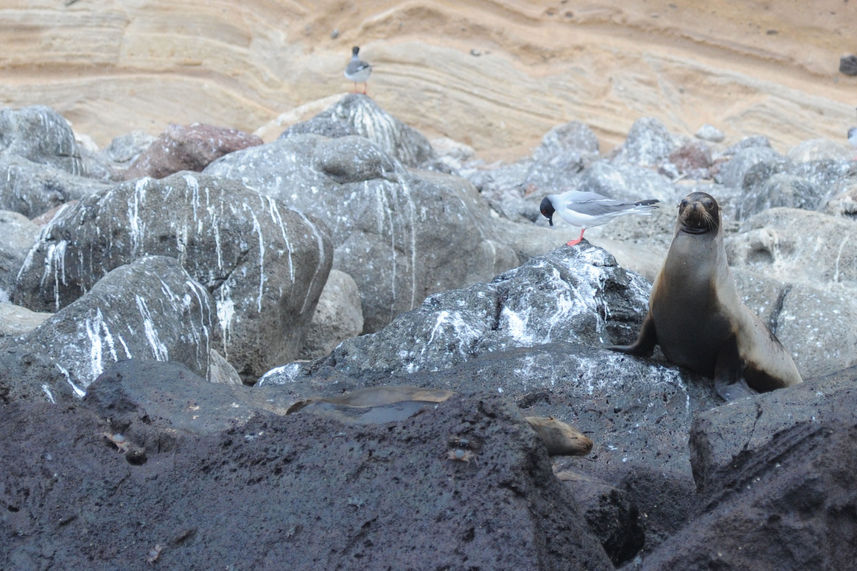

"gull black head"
[539,196,555,226]
[352,46,360,56]
[677,192,720,235]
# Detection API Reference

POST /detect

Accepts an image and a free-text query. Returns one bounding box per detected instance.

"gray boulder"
[0,153,108,218]
[694,124,725,143]
[13,172,332,378]
[0,302,50,338]
[206,133,517,332]
[261,244,651,382]
[281,93,436,168]
[613,117,678,167]
[0,210,39,299]
[299,269,363,360]
[0,256,214,403]
[0,105,83,175]
[715,145,783,189]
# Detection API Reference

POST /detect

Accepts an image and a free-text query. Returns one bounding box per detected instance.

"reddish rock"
[124,123,262,179]
[668,140,713,173]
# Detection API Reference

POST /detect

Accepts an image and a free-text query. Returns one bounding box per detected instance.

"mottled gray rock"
[124,122,263,180]
[299,269,363,360]
[100,130,156,165]
[206,133,517,332]
[613,117,678,167]
[14,172,332,378]
[0,256,214,403]
[0,105,83,175]
[0,153,108,218]
[0,210,39,298]
[524,120,600,189]
[667,140,714,179]
[787,138,855,162]
[0,302,50,338]
[570,159,679,203]
[694,124,724,143]
[714,145,783,189]
[261,245,651,382]
[281,93,436,168]
[824,180,857,218]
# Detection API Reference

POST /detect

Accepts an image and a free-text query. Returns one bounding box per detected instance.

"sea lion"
[610,191,802,400]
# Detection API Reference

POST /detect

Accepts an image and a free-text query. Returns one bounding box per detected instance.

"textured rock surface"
[206,126,518,332]
[643,372,857,569]
[0,256,214,403]
[0,384,613,569]
[13,172,332,377]
[124,122,263,180]
[0,210,38,299]
[299,269,363,360]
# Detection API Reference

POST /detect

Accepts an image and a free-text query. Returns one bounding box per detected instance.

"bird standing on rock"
[539,190,660,246]
[345,46,372,94]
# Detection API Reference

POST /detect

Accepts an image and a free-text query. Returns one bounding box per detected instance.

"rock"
[261,245,651,382]
[299,269,363,360]
[667,140,713,178]
[643,373,857,569]
[714,145,783,190]
[0,210,39,298]
[556,470,645,566]
[613,117,678,167]
[281,93,436,168]
[260,245,724,556]
[0,153,108,218]
[0,105,83,175]
[839,54,857,76]
[787,138,855,162]
[13,172,332,378]
[824,180,857,218]
[567,160,679,204]
[524,121,600,189]
[208,349,242,386]
[124,122,263,180]
[694,124,724,143]
[0,302,50,338]
[0,387,614,568]
[206,133,518,332]
[0,256,214,403]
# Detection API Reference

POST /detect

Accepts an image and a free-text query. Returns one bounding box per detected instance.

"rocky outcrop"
[0,210,38,300]
[13,172,332,377]
[1,370,613,569]
[124,122,263,180]
[206,120,518,332]
[0,256,214,403]
[298,269,364,360]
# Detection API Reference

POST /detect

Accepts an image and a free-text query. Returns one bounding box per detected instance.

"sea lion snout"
[678,192,719,234]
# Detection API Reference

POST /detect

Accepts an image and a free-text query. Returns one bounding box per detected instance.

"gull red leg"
[566,228,586,247]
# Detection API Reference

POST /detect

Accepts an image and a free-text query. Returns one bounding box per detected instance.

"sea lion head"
[677,192,720,235]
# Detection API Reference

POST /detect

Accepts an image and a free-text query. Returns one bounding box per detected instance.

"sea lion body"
[612,192,802,399]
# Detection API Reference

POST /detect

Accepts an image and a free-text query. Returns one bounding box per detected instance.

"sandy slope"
[0,1,854,159]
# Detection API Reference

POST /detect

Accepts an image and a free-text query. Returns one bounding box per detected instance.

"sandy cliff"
[0,1,855,158]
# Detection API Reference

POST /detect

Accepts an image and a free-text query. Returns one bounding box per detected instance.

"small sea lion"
[524,416,593,456]
[610,192,802,400]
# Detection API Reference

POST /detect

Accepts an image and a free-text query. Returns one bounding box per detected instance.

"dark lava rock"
[13,171,332,378]
[839,54,857,76]
[124,122,263,180]
[0,388,613,569]
[641,374,857,569]
[0,105,83,175]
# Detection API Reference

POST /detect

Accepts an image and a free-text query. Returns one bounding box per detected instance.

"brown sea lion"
[610,192,802,400]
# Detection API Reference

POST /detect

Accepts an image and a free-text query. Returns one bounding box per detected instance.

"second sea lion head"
[677,192,720,235]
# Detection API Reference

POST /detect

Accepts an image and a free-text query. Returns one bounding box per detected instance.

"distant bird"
[345,46,372,94]
[539,190,660,246]
[849,126,857,157]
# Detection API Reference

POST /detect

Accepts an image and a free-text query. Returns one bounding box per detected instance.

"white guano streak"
[136,295,169,360]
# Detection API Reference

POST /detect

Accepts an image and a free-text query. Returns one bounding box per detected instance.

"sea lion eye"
[679,199,687,209]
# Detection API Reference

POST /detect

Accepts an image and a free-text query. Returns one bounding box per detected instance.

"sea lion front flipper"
[609,313,657,357]
[713,336,756,401]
